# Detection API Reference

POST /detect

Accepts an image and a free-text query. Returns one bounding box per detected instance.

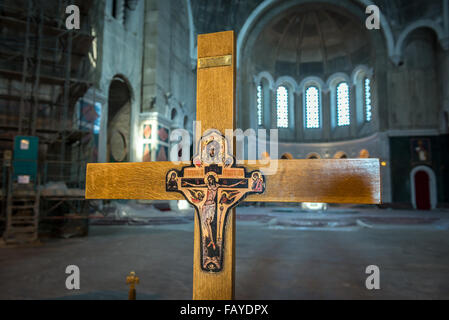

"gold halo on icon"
[204,172,219,184]
[252,172,260,180]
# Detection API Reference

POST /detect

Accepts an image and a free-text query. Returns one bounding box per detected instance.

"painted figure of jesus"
[182,173,244,270]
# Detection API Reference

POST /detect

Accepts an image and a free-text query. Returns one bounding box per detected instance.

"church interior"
[0,0,448,300]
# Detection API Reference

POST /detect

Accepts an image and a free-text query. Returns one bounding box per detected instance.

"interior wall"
[142,0,195,121]
[390,135,449,206]
[97,0,145,163]
[386,29,440,131]
[438,45,449,133]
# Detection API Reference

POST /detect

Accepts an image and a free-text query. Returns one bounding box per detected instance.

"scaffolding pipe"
[59,31,72,178]
[18,1,33,135]
[31,6,44,136]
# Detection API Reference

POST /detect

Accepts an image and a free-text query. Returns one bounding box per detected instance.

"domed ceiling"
[251,5,373,80]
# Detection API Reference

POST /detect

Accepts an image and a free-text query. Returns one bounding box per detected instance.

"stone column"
[270,88,277,129]
[439,51,449,131]
[296,91,303,141]
[141,0,158,113]
[116,0,125,24]
[263,83,272,130]
[322,89,331,141]
[350,83,357,138]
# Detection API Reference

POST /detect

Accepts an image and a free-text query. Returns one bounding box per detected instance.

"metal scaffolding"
[0,0,96,243]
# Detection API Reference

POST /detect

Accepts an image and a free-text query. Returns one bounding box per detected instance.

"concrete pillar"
[141,0,158,113]
[322,90,331,141]
[444,0,449,35]
[245,80,256,130]
[376,68,389,131]
[296,91,303,141]
[116,0,125,24]
[270,88,277,129]
[350,83,357,138]
[439,51,449,131]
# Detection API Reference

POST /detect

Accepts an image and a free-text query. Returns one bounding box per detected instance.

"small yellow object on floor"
[126,271,139,300]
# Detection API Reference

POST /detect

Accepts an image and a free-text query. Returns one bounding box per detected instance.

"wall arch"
[275,76,298,92]
[281,152,293,159]
[254,71,275,90]
[351,65,373,86]
[326,72,351,89]
[306,152,321,159]
[410,165,437,210]
[394,20,448,63]
[333,151,348,159]
[298,76,327,93]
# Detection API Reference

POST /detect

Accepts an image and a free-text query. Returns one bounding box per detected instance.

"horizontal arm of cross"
[85,159,381,204]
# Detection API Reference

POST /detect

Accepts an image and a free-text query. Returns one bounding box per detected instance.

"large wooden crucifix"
[85,31,381,300]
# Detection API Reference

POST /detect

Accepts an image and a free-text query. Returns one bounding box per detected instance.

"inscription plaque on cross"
[85,31,381,300]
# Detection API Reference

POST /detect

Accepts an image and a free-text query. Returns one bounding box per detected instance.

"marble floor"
[1,206,449,300]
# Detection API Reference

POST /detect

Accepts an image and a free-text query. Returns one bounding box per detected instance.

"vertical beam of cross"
[193,31,236,300]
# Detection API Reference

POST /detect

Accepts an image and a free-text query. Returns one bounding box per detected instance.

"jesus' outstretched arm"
[220,180,245,188]
[182,181,206,188]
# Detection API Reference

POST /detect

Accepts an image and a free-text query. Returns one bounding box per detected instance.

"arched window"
[281,153,293,159]
[364,77,372,122]
[276,86,289,128]
[306,152,321,159]
[334,151,348,159]
[336,82,350,126]
[305,86,320,129]
[256,84,263,126]
[171,108,177,120]
[112,0,118,18]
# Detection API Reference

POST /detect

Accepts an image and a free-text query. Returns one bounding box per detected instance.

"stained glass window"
[364,78,372,122]
[305,86,320,129]
[257,84,263,126]
[276,86,289,128]
[336,82,350,126]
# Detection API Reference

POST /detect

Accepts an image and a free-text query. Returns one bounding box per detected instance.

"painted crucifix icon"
[166,130,265,272]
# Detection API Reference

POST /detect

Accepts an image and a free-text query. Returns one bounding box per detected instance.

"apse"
[251,5,373,80]
[239,3,380,144]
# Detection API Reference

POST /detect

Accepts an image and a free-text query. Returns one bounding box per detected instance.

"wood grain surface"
[86,159,381,204]
[194,31,236,300]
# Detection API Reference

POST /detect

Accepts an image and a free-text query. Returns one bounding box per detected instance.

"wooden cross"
[85,31,381,300]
